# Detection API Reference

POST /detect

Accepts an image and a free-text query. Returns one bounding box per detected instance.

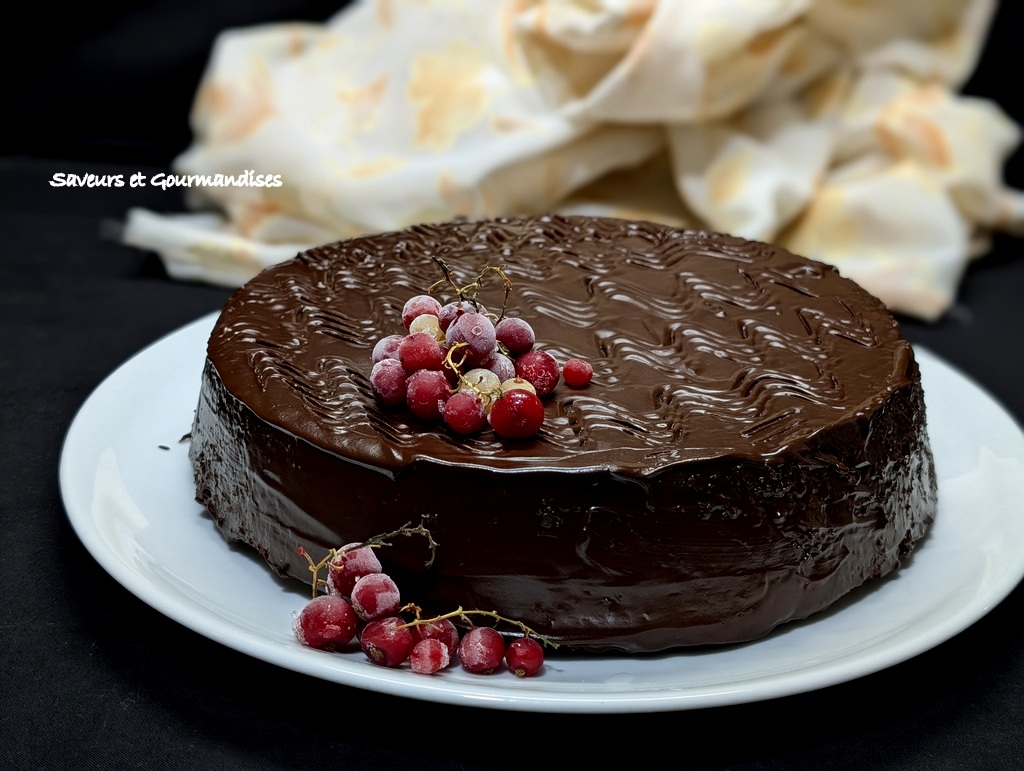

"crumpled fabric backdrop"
[122,0,1024,320]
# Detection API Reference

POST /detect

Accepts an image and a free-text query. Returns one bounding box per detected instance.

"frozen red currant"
[360,616,415,667]
[371,334,404,364]
[292,594,357,651]
[562,357,593,388]
[495,317,535,355]
[350,572,401,620]
[489,389,544,439]
[438,300,485,332]
[443,389,488,434]
[405,369,451,421]
[445,312,496,366]
[327,543,383,599]
[409,638,451,675]
[412,617,461,659]
[399,331,444,372]
[370,358,408,408]
[514,349,560,396]
[458,627,506,674]
[402,294,442,329]
[505,637,544,677]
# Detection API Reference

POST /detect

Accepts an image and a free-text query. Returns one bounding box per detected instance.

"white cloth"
[122,0,1024,320]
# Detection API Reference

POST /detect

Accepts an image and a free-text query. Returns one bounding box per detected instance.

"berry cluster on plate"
[292,529,553,677]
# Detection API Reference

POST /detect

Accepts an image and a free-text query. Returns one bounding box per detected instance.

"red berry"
[399,331,443,372]
[458,627,505,674]
[371,334,404,364]
[292,594,357,651]
[360,616,415,667]
[562,357,593,388]
[438,300,485,331]
[370,358,408,408]
[481,350,516,382]
[409,638,451,674]
[505,637,545,677]
[495,317,535,355]
[412,618,461,659]
[445,312,496,366]
[402,294,442,329]
[350,572,401,620]
[405,369,451,421]
[489,389,544,439]
[514,349,560,396]
[443,390,488,434]
[327,543,383,599]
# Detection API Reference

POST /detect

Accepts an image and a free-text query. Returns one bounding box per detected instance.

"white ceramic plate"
[60,313,1024,713]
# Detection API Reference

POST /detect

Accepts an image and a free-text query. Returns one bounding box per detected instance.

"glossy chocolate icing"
[190,215,937,652]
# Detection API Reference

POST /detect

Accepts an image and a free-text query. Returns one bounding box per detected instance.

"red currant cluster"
[292,526,553,677]
[369,262,593,439]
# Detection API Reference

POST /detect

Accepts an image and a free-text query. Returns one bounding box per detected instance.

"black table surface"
[3,4,1024,769]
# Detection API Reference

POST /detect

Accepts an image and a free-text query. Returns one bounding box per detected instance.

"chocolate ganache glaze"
[190,214,937,653]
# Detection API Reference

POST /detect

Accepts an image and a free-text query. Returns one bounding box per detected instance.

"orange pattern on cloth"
[122,0,1024,320]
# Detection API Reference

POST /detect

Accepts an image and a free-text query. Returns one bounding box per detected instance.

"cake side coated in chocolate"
[189,215,937,652]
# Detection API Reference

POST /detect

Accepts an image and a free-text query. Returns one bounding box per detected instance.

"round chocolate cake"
[190,215,937,653]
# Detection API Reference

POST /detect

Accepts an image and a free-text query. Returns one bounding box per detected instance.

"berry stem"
[398,607,559,649]
[298,516,440,598]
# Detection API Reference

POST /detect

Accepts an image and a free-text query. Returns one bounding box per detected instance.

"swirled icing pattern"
[194,215,936,652]
[209,215,911,472]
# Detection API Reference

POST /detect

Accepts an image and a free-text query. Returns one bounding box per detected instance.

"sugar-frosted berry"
[443,390,488,434]
[562,357,593,388]
[412,617,461,659]
[438,300,485,332]
[399,331,444,372]
[402,294,442,329]
[406,369,451,421]
[409,638,451,675]
[371,334,404,364]
[360,616,415,667]
[350,572,401,620]
[370,358,408,407]
[327,543,383,599]
[458,627,506,674]
[489,389,545,439]
[481,350,516,383]
[292,594,357,651]
[505,637,544,677]
[445,312,496,366]
[495,317,535,355]
[515,349,560,396]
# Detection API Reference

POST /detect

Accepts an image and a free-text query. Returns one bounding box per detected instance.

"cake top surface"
[208,215,915,473]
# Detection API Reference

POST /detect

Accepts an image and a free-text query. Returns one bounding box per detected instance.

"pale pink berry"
[409,638,451,674]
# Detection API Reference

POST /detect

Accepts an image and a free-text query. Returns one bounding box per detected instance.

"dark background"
[2,3,1022,769]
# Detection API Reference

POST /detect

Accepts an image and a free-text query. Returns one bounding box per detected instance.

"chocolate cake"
[189,215,937,653]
